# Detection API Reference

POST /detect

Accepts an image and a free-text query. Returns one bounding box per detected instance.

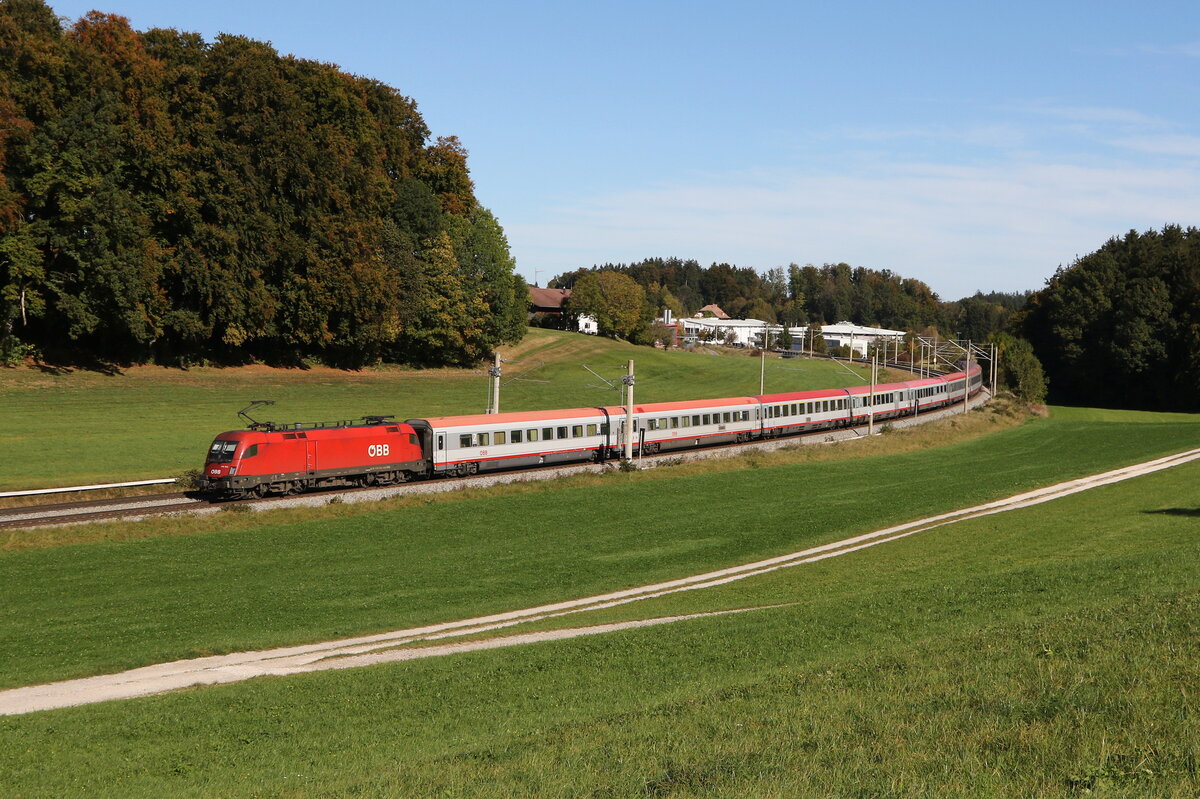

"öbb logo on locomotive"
[199,363,983,499]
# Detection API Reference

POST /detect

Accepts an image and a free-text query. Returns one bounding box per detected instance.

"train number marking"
[368,444,390,457]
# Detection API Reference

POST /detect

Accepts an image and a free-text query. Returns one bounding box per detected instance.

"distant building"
[820,321,905,356]
[695,304,731,319]
[675,315,904,354]
[526,285,598,334]
[678,316,802,348]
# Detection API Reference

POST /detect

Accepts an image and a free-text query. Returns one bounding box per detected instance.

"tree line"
[1021,225,1200,412]
[550,258,1028,346]
[547,260,1044,403]
[0,0,526,367]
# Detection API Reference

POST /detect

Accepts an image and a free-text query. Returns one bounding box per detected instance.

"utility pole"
[868,351,877,435]
[622,359,635,460]
[963,340,971,415]
[759,323,768,395]
[487,353,502,414]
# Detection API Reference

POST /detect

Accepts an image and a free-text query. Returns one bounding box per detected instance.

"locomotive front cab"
[200,434,261,497]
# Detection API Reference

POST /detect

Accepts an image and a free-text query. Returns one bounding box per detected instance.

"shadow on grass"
[1143,507,1200,517]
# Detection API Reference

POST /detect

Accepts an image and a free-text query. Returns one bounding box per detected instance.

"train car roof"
[602,396,759,415]
[902,377,946,388]
[211,422,413,441]
[411,407,608,427]
[756,387,850,403]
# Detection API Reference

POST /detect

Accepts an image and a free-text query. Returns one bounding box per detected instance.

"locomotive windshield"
[207,440,239,463]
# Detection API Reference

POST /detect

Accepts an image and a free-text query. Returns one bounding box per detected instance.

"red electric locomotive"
[201,402,426,498]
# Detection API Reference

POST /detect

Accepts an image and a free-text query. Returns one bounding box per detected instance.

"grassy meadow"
[2,333,1198,796]
[1,404,1197,691]
[0,410,1196,796]
[0,329,884,491]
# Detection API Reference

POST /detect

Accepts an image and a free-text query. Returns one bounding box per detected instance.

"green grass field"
[0,329,884,490]
[0,413,1196,797]
[2,339,1197,797]
[1,406,1197,691]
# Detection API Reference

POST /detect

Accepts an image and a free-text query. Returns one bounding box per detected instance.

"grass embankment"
[0,417,1196,797]
[0,328,884,492]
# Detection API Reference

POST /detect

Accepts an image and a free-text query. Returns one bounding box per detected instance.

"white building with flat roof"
[819,321,905,356]
[675,315,905,354]
[678,316,804,348]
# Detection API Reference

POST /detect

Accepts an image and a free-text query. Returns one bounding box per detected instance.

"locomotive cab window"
[242,444,258,458]
[208,440,238,463]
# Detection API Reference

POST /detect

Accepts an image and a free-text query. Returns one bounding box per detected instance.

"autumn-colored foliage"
[0,0,525,367]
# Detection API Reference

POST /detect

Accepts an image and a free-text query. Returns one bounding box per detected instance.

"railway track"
[0,492,212,531]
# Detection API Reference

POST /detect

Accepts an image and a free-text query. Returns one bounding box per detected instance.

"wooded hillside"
[0,0,526,367]
[1023,225,1200,412]
[551,258,1029,344]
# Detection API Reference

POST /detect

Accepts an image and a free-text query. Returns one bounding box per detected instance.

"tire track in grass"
[3,446,1199,716]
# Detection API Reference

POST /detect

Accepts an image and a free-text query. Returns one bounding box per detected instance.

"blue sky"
[48,0,1200,299]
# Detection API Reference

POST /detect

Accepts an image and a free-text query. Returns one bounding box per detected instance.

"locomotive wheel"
[250,483,268,498]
